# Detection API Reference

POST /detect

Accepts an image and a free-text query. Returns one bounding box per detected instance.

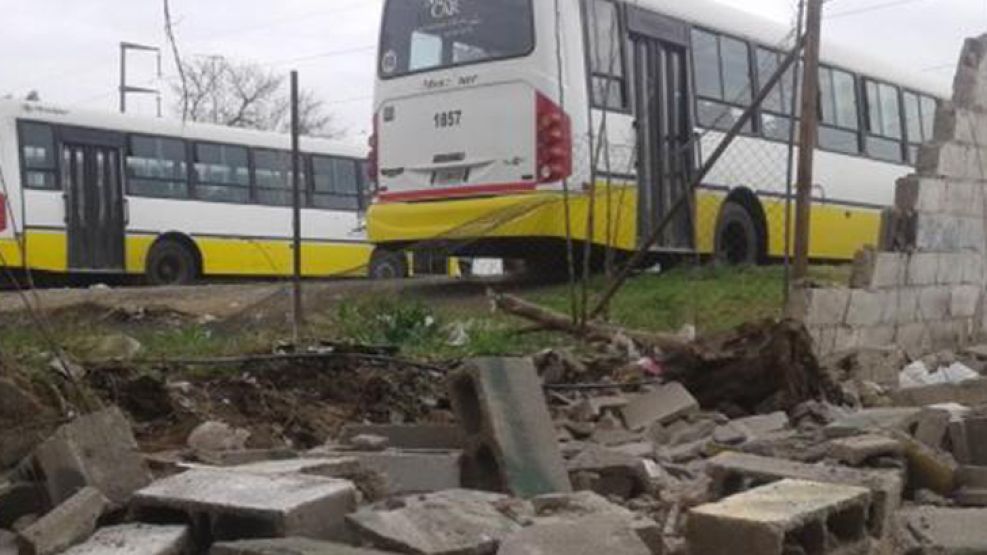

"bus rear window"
[379,0,534,78]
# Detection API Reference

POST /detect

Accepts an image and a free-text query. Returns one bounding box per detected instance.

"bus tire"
[369,249,408,280]
[714,202,762,266]
[146,239,199,286]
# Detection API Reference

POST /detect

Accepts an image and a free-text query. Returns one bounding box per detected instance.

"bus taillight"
[0,193,7,232]
[536,93,572,183]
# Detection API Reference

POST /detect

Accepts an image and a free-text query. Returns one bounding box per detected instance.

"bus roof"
[625,0,952,99]
[0,98,364,159]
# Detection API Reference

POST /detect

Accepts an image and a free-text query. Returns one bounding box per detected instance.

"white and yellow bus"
[365,0,948,275]
[0,99,373,285]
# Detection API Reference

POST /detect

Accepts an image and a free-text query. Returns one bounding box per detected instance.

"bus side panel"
[0,116,23,268]
[22,191,67,272]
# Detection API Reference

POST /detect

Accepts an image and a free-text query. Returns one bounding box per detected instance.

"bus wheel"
[146,240,199,286]
[715,202,761,266]
[369,249,408,280]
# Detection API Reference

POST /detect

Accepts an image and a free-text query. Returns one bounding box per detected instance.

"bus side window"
[864,80,904,163]
[18,122,58,190]
[311,155,360,211]
[127,136,189,199]
[903,91,938,164]
[585,0,627,110]
[755,47,799,142]
[692,29,753,133]
[254,150,293,207]
[193,143,251,204]
[817,66,860,155]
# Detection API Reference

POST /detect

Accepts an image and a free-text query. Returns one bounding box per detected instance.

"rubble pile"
[7,332,987,554]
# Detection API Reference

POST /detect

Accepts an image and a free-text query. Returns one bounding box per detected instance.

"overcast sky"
[1,0,984,147]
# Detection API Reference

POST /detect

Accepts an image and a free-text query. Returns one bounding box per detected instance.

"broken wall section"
[793,34,987,358]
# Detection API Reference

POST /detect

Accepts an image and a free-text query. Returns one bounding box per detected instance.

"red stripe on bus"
[377,182,538,203]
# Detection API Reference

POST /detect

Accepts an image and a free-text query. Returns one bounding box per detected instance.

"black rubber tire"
[714,202,762,266]
[146,240,199,286]
[369,249,409,280]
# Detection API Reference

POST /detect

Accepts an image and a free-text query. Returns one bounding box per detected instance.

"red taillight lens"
[536,93,572,184]
[0,193,7,232]
[367,113,379,185]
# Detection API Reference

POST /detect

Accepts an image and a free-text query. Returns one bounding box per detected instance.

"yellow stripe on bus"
[369,186,883,261]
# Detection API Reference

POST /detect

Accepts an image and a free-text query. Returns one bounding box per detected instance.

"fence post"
[291,70,303,343]
[792,0,823,284]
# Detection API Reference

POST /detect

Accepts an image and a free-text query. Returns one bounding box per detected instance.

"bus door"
[59,128,126,272]
[628,8,695,251]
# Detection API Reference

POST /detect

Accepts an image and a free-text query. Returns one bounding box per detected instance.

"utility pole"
[119,41,161,114]
[792,0,823,283]
[290,71,304,345]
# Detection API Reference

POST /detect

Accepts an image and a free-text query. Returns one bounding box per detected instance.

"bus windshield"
[379,0,534,78]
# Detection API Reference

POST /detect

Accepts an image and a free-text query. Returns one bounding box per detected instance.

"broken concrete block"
[30,407,151,507]
[706,452,903,538]
[17,487,109,555]
[61,524,189,555]
[132,469,357,543]
[828,434,903,466]
[339,424,463,451]
[964,418,987,465]
[498,515,654,555]
[950,420,973,464]
[323,450,461,495]
[344,435,389,452]
[892,378,987,407]
[346,489,523,555]
[449,358,571,497]
[188,421,251,453]
[619,382,698,431]
[196,448,298,467]
[914,407,952,449]
[566,445,648,499]
[688,479,872,555]
[824,407,922,438]
[898,506,987,554]
[211,537,397,554]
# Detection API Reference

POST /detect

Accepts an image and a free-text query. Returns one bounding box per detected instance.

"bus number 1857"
[434,110,462,128]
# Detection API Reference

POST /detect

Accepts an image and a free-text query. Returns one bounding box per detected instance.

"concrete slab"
[131,469,357,543]
[823,408,922,439]
[17,487,109,555]
[340,425,463,451]
[322,450,461,495]
[898,506,987,554]
[619,382,698,431]
[346,489,523,555]
[498,515,654,555]
[61,524,189,555]
[706,452,903,538]
[449,358,571,497]
[828,434,903,466]
[688,479,872,555]
[565,445,648,499]
[211,537,397,554]
[30,407,151,507]
[892,378,987,407]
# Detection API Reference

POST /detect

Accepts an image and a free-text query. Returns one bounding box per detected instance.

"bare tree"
[171,56,344,138]
[163,0,188,121]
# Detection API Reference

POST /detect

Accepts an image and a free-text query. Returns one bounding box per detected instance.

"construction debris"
[61,524,189,555]
[16,487,109,555]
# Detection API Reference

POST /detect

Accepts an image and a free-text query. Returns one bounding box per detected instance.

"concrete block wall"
[794,35,987,358]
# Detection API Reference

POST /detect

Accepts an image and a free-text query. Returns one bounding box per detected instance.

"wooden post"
[792,0,823,283]
[290,71,303,343]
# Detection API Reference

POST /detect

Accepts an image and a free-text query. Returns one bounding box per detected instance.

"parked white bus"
[365,0,949,275]
[0,99,372,285]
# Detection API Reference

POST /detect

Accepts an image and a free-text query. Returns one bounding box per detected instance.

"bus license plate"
[433,167,467,186]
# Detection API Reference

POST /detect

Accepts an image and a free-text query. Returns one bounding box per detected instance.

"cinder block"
[61,524,189,555]
[938,253,969,285]
[811,326,838,357]
[706,452,903,538]
[917,286,952,321]
[951,285,982,318]
[131,469,358,543]
[339,424,463,451]
[833,326,861,353]
[960,253,985,284]
[895,323,932,358]
[934,103,987,145]
[619,381,698,431]
[914,214,986,252]
[930,319,973,350]
[828,434,902,466]
[449,358,572,497]
[963,418,987,466]
[845,290,887,328]
[908,253,941,286]
[795,288,851,327]
[858,326,896,349]
[898,507,987,553]
[942,180,986,218]
[892,288,922,325]
[30,407,151,508]
[687,479,872,555]
[917,142,987,180]
[17,487,109,555]
[895,175,945,213]
[325,450,462,495]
